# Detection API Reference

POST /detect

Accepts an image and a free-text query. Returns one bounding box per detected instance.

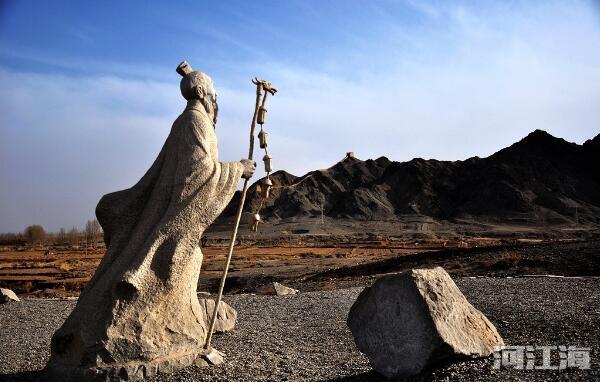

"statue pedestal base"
[45,348,224,382]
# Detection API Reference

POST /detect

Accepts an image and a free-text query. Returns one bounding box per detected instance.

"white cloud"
[1,1,600,232]
[0,69,181,232]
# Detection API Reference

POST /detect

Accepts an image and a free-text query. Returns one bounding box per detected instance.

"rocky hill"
[219,130,600,226]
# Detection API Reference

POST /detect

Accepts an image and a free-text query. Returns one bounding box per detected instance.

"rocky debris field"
[1,277,598,381]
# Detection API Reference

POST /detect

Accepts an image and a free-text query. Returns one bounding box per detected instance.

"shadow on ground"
[318,358,477,382]
[0,370,47,382]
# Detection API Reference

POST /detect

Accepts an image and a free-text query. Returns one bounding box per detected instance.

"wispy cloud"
[1,1,599,232]
[0,69,179,232]
[0,44,174,81]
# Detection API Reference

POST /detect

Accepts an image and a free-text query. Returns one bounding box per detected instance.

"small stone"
[199,299,237,333]
[347,267,504,378]
[256,282,298,296]
[204,348,225,365]
[193,357,209,367]
[0,288,20,303]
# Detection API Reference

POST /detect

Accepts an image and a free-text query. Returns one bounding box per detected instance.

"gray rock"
[256,282,298,296]
[347,267,504,378]
[46,61,245,381]
[0,288,20,303]
[198,299,237,333]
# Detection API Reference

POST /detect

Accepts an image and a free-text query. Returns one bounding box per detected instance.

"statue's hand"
[240,159,256,179]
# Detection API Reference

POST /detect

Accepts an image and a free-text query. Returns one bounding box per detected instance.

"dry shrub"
[477,252,523,270]
[0,280,36,293]
[444,261,463,270]
[64,282,86,292]
[58,261,73,273]
[57,259,90,274]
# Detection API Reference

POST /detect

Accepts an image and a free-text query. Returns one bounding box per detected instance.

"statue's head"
[177,61,218,124]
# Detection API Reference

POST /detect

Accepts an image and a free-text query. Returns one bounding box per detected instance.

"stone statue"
[46,61,255,381]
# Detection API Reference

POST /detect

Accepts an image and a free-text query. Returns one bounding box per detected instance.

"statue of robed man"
[46,61,255,381]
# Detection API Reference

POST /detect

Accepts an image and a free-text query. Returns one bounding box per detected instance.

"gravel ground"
[1,277,598,381]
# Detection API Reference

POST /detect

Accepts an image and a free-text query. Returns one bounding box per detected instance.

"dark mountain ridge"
[219,130,600,226]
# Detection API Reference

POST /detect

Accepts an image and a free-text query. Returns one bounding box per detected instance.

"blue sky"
[1,0,600,232]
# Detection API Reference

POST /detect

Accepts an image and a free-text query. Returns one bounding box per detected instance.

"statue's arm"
[188,117,245,180]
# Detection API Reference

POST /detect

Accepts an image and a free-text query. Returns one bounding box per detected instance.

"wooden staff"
[204,78,276,349]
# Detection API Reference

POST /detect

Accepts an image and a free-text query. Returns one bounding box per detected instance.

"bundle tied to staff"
[248,78,277,232]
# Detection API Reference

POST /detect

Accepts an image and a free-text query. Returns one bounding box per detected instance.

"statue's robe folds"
[47,103,244,374]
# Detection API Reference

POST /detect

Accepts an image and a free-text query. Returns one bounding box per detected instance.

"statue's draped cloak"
[49,103,244,367]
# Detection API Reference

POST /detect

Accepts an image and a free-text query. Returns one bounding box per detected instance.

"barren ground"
[2,222,598,297]
[1,225,598,381]
[1,277,598,381]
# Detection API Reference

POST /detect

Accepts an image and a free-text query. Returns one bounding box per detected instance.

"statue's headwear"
[177,61,216,101]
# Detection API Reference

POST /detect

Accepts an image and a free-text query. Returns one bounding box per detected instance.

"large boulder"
[198,299,237,333]
[347,267,504,378]
[0,288,20,303]
[256,282,298,296]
